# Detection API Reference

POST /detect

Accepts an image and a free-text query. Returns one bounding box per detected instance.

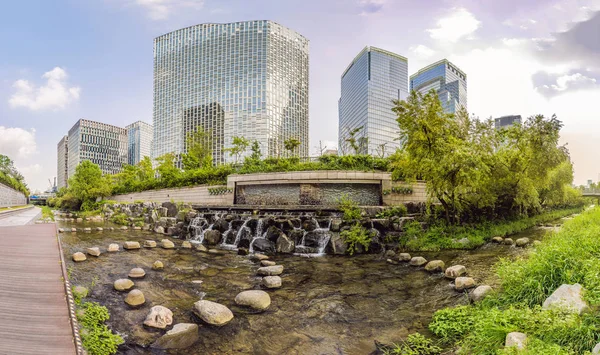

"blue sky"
[0,0,599,191]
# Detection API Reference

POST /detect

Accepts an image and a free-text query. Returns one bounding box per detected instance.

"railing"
[582,189,600,194]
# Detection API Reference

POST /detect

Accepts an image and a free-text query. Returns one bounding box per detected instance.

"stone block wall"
[0,183,27,208]
[382,180,427,206]
[108,185,233,205]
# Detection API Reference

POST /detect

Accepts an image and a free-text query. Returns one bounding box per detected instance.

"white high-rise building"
[57,135,68,188]
[126,121,153,165]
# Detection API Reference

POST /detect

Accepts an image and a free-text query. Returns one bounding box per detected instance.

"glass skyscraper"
[57,135,68,189]
[338,46,408,157]
[494,115,522,130]
[126,121,153,165]
[410,59,467,114]
[153,20,309,164]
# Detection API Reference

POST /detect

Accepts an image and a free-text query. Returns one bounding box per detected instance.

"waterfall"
[294,218,332,256]
[249,219,266,253]
[188,215,214,244]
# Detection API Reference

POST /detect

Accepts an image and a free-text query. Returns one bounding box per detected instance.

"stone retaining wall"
[108,185,233,205]
[0,182,27,208]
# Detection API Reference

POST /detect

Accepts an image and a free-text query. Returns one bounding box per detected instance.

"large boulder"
[72,252,86,262]
[265,226,285,243]
[257,265,284,276]
[212,219,230,233]
[262,276,282,289]
[86,247,101,257]
[161,239,175,249]
[542,283,589,314]
[129,268,146,278]
[505,332,527,349]
[253,239,276,254]
[161,202,178,218]
[234,290,271,311]
[154,226,165,234]
[125,289,145,306]
[193,300,234,326]
[425,260,445,272]
[152,323,199,350]
[325,233,347,255]
[123,241,141,250]
[204,230,222,245]
[397,253,411,261]
[302,218,319,231]
[471,285,493,302]
[276,233,295,254]
[144,305,173,329]
[330,218,342,232]
[445,265,467,279]
[455,277,476,291]
[114,279,134,291]
[409,256,427,266]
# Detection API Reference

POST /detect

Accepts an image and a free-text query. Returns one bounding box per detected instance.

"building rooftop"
[409,58,467,80]
[342,46,407,79]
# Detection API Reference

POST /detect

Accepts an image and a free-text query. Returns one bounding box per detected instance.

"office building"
[338,46,408,156]
[57,135,68,189]
[410,59,467,114]
[494,115,522,130]
[153,20,309,164]
[66,119,128,178]
[126,121,153,165]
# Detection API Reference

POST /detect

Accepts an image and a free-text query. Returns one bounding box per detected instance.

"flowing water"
[59,220,554,355]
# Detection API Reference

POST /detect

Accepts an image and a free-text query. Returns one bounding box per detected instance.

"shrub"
[110,213,128,225]
[340,223,375,255]
[376,205,408,219]
[338,194,361,221]
[77,302,124,355]
[382,333,443,355]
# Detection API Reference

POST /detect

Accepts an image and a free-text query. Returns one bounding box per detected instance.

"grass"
[428,206,600,354]
[0,205,28,212]
[40,205,54,220]
[397,207,583,251]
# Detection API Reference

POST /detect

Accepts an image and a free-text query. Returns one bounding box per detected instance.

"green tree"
[249,140,262,161]
[181,126,213,170]
[283,138,301,156]
[227,136,250,163]
[0,154,29,195]
[155,153,180,186]
[68,161,112,210]
[343,126,368,155]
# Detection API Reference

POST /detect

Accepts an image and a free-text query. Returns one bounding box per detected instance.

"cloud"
[9,67,80,111]
[133,0,204,20]
[427,8,481,42]
[533,71,599,98]
[358,0,386,15]
[409,44,435,59]
[0,127,37,159]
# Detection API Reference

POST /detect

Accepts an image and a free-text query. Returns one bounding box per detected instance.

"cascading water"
[295,218,333,256]
[249,219,266,253]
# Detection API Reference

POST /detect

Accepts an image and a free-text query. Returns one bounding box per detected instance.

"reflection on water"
[60,222,550,355]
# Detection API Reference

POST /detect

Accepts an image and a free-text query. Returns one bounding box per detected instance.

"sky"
[0,0,599,192]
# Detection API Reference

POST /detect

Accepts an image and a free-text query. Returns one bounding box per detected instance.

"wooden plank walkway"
[0,224,77,355]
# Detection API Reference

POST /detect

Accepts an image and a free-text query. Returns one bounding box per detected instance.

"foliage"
[0,154,29,195]
[40,205,54,220]
[207,187,232,195]
[249,140,262,161]
[376,205,408,219]
[391,186,413,194]
[109,213,128,225]
[77,301,124,355]
[382,333,443,355]
[340,223,375,255]
[341,126,369,155]
[338,194,361,221]
[227,136,250,163]
[182,126,213,170]
[68,161,112,211]
[283,137,302,156]
[429,208,600,354]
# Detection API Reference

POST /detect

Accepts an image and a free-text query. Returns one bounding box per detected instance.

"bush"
[110,213,128,225]
[338,194,361,221]
[382,333,443,355]
[77,302,124,355]
[340,223,374,255]
[377,205,408,219]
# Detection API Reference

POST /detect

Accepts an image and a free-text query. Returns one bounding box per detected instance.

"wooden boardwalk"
[0,224,77,354]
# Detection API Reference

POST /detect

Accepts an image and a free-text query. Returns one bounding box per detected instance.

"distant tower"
[126,121,153,165]
[410,59,467,114]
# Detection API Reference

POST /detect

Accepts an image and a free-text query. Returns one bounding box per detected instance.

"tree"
[181,127,213,170]
[249,140,262,161]
[227,136,250,164]
[155,153,180,186]
[0,154,28,195]
[343,126,368,155]
[375,143,387,158]
[68,160,112,210]
[284,138,301,157]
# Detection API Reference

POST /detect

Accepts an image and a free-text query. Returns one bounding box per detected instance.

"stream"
[59,220,556,355]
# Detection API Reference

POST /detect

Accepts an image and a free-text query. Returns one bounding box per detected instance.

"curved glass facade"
[410,59,467,114]
[153,20,309,164]
[338,46,408,156]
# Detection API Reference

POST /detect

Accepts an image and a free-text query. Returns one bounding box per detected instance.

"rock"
[114,279,134,291]
[237,247,249,255]
[455,277,476,291]
[204,230,222,245]
[253,238,276,254]
[154,226,165,234]
[425,260,445,272]
[144,240,157,248]
[257,265,284,276]
[542,283,589,314]
[409,256,427,266]
[471,285,493,302]
[71,228,77,232]
[96,227,103,231]
[386,258,399,265]
[212,218,230,233]
[133,226,142,230]
[152,323,198,349]
[120,226,128,230]
[83,227,92,232]
[505,332,527,349]
[492,236,504,243]
[515,237,530,247]
[503,238,514,245]
[152,261,164,270]
[123,241,141,250]
[73,286,88,299]
[261,260,276,267]
[195,244,208,252]
[162,202,179,218]
[107,243,119,252]
[182,241,192,249]
[253,253,269,261]
[397,253,411,261]
[276,233,295,254]
[445,265,467,279]
[72,252,86,262]
[76,218,83,223]
[533,240,542,246]
[593,343,600,355]
[144,305,173,329]
[235,290,271,311]
[455,237,470,246]
[330,218,342,232]
[262,276,282,289]
[125,289,145,306]
[193,300,234,326]
[58,228,64,233]
[129,267,146,278]
[161,239,175,249]
[86,247,101,257]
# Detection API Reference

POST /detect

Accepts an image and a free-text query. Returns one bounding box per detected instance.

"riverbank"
[429,206,600,354]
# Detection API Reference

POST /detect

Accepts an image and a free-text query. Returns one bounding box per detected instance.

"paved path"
[0,223,77,354]
[0,206,42,227]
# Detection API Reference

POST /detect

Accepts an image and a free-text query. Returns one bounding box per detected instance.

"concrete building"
[66,119,128,178]
[410,59,467,114]
[494,115,522,130]
[126,121,153,165]
[153,20,309,164]
[338,46,408,156]
[56,135,68,189]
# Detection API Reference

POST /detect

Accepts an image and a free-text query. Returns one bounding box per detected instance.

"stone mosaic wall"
[0,183,27,208]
